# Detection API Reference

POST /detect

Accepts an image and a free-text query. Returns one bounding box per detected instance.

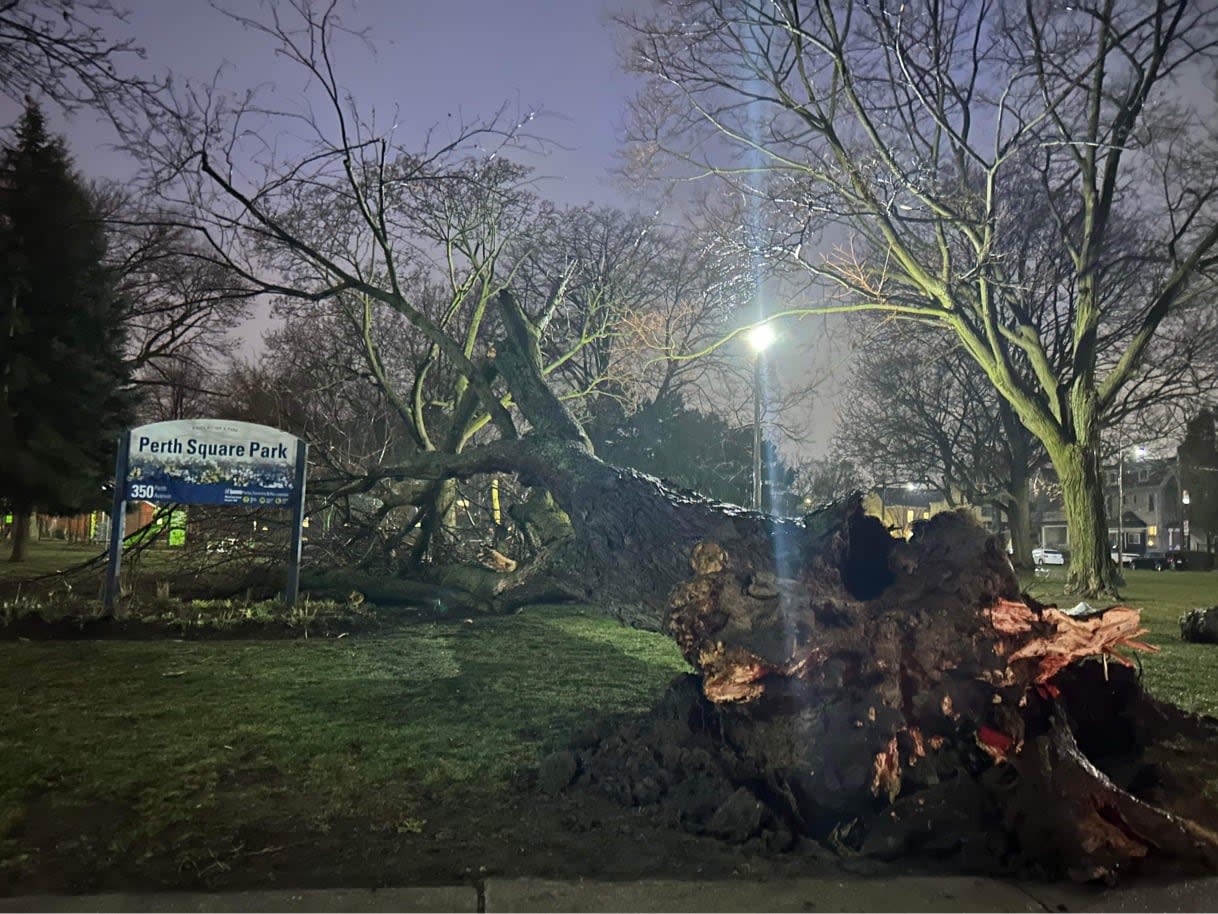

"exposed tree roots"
[548,505,1218,882]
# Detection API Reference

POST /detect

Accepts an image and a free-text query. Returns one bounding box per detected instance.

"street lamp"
[1117,446,1123,559]
[746,322,777,511]
[1183,487,1191,550]
[1117,440,1148,562]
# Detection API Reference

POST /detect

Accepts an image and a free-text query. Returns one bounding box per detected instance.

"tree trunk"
[407,478,460,568]
[1005,447,1034,568]
[998,402,1035,569]
[489,436,799,630]
[7,512,30,563]
[1003,490,1033,572]
[1053,442,1121,596]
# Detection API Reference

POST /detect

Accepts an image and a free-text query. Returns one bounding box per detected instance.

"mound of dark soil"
[553,666,1218,882]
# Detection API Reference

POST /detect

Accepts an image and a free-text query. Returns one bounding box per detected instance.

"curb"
[2,875,1215,913]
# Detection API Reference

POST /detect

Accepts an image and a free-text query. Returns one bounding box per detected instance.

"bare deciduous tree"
[93,197,252,417]
[835,322,1043,565]
[622,0,1218,595]
[0,0,161,124]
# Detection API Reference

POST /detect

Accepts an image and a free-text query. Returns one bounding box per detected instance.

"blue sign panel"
[125,419,301,506]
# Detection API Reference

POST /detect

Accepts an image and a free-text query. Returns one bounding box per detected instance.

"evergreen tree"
[589,393,797,514]
[0,101,132,561]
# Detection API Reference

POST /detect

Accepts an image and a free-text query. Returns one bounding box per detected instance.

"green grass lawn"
[0,540,103,582]
[0,605,689,886]
[1023,568,1218,716]
[0,537,184,592]
[0,565,1214,890]
[0,536,278,607]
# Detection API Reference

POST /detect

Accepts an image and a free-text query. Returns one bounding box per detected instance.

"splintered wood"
[988,598,1157,694]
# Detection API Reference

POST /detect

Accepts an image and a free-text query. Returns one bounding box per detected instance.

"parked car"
[1110,550,1140,568]
[1032,547,1065,566]
[1130,550,1188,571]
[205,536,239,554]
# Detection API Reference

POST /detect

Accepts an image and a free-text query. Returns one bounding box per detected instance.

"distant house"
[864,486,995,539]
[21,502,158,545]
[1105,457,1187,553]
[1032,456,1188,554]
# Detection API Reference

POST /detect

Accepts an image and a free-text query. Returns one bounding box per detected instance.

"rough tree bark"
[389,291,1218,880]
[1052,439,1120,597]
[1000,402,1036,569]
[1004,488,1033,569]
[7,511,30,563]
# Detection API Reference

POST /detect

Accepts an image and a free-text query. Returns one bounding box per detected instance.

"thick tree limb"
[494,289,593,450]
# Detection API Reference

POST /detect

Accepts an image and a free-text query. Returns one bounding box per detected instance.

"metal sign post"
[103,432,131,613]
[285,440,308,606]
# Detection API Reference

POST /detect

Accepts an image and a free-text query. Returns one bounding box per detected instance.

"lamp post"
[1117,443,1124,561]
[746,322,776,511]
[1117,440,1148,562]
[1183,487,1191,551]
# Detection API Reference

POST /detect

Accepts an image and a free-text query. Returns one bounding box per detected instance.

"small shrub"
[1180,606,1218,644]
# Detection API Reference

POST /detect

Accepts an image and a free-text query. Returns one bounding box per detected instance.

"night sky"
[3,0,841,456]
[29,0,649,206]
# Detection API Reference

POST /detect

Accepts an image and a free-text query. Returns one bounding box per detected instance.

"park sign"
[104,419,309,610]
[126,419,300,506]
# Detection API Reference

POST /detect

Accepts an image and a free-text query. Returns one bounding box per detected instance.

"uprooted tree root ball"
[545,507,1218,883]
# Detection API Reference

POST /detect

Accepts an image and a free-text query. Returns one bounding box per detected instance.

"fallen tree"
[380,291,1218,880]
[141,0,1217,877]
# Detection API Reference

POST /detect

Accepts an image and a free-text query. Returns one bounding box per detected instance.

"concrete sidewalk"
[2,875,1216,912]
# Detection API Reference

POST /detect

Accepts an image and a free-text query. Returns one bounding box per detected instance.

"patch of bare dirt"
[0,775,856,897]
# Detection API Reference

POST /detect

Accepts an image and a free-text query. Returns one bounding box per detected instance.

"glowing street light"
[1117,438,1148,561]
[747,322,776,510]
[746,322,777,354]
[1183,487,1191,548]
